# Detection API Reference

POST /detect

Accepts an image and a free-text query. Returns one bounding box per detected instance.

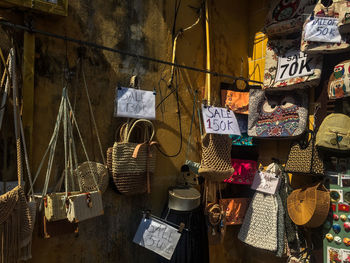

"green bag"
[316,114,350,153]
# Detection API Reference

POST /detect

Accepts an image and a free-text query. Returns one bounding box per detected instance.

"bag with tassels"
[112,119,157,194]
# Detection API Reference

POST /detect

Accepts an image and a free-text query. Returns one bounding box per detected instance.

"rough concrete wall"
[28,1,205,262]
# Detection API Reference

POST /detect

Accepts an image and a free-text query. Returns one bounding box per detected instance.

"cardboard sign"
[251,171,281,195]
[114,87,155,119]
[276,51,315,81]
[202,105,241,135]
[133,217,181,260]
[304,17,341,43]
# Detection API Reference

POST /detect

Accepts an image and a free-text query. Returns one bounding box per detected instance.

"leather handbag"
[224,159,257,185]
[66,191,104,223]
[301,0,350,54]
[248,88,308,138]
[316,113,350,153]
[328,60,350,100]
[263,39,323,90]
[287,182,330,227]
[219,198,250,225]
[285,130,325,175]
[264,0,316,37]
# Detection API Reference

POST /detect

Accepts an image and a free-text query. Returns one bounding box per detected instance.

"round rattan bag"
[75,161,109,193]
[287,182,330,228]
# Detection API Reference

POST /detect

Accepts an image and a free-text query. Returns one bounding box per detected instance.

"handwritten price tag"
[202,105,241,135]
[276,51,315,81]
[304,17,341,43]
[133,217,181,260]
[114,87,156,119]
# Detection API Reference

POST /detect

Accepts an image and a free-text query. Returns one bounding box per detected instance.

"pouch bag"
[316,113,350,153]
[263,39,322,90]
[219,198,250,225]
[301,1,350,53]
[66,191,104,223]
[224,159,257,185]
[328,60,350,99]
[285,130,325,175]
[248,89,308,138]
[44,191,80,222]
[265,0,316,37]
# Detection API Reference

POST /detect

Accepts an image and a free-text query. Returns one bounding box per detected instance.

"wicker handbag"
[198,133,234,182]
[285,130,324,175]
[112,119,156,194]
[287,182,330,228]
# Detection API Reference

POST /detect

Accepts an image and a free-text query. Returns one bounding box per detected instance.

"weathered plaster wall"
[27,1,205,262]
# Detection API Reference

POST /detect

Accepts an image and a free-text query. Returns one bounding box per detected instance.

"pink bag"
[224,159,257,185]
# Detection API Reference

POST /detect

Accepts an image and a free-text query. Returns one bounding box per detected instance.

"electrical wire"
[0,20,263,85]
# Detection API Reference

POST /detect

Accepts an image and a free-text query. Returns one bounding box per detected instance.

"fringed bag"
[198,134,234,182]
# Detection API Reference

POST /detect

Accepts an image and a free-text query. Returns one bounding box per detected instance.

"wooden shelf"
[0,0,68,16]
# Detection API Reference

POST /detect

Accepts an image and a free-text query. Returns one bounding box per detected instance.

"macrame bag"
[224,159,257,185]
[248,88,308,138]
[328,60,350,99]
[301,0,350,54]
[219,198,250,225]
[316,113,350,153]
[264,0,316,37]
[263,39,323,90]
[287,182,330,227]
[112,119,156,194]
[285,130,324,175]
[198,133,234,181]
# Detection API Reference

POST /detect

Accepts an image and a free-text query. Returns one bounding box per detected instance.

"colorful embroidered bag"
[248,88,308,138]
[328,60,350,99]
[265,0,316,37]
[224,159,257,185]
[301,0,350,54]
[219,198,250,225]
[263,39,323,90]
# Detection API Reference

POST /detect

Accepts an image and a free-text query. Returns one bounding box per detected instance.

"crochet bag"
[263,39,323,90]
[264,0,316,37]
[219,198,250,225]
[316,113,350,153]
[328,60,350,99]
[198,134,234,181]
[248,88,308,138]
[301,1,350,54]
[112,119,156,194]
[238,192,279,251]
[66,191,104,223]
[285,130,325,175]
[224,159,257,185]
[287,182,330,227]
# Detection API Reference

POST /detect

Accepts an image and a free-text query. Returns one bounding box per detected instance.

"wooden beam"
[22,31,35,168]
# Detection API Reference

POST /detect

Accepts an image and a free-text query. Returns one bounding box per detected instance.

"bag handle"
[126,119,155,142]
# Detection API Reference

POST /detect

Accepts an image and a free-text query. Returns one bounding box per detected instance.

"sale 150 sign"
[202,105,241,135]
[276,51,315,81]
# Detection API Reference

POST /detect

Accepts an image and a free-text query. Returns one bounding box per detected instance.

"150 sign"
[276,51,315,81]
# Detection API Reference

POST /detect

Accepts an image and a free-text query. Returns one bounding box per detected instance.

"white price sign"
[133,217,181,260]
[304,17,341,43]
[202,105,241,135]
[276,51,315,81]
[114,87,156,119]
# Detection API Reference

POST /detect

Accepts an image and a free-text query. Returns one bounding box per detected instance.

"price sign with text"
[133,217,181,260]
[276,51,315,81]
[304,17,341,43]
[202,105,241,135]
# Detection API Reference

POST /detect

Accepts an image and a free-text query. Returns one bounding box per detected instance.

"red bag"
[224,159,257,185]
[219,198,250,225]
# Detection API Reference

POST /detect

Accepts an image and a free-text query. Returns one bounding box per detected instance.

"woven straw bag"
[106,147,113,174]
[112,119,156,194]
[287,182,329,227]
[198,134,234,182]
[66,191,104,223]
[44,192,80,222]
[285,131,324,175]
[75,161,109,193]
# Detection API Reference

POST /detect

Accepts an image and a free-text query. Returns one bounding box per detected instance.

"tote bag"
[328,60,350,99]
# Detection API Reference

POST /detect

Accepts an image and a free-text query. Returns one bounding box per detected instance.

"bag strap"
[81,63,106,165]
[126,119,155,142]
[0,49,11,131]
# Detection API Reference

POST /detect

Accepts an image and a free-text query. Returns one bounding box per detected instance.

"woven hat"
[287,182,330,228]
